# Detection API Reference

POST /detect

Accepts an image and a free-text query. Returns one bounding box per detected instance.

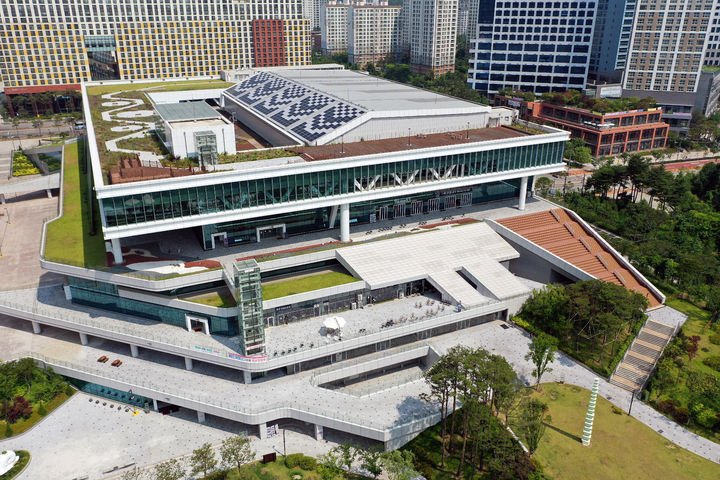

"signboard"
[598,85,622,98]
[508,99,522,107]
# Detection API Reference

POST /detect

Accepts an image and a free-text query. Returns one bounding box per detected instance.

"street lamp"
[4,207,10,225]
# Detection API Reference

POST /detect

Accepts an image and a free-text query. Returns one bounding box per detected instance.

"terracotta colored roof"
[497,208,662,307]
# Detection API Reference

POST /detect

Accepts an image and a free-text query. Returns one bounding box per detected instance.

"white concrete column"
[328,205,339,229]
[152,398,158,411]
[79,332,88,345]
[130,344,139,358]
[197,411,206,423]
[314,424,324,441]
[340,203,350,242]
[111,238,123,264]
[46,189,52,198]
[243,371,252,384]
[184,357,193,370]
[518,176,528,211]
[0,194,5,205]
[259,422,267,439]
[31,321,42,334]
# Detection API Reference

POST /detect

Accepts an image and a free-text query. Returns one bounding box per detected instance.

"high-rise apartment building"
[403,0,458,74]
[467,0,597,95]
[304,0,329,30]
[458,0,481,40]
[321,2,351,54]
[0,0,310,94]
[348,6,403,66]
[622,0,713,94]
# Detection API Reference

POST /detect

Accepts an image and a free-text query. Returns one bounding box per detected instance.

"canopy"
[323,316,346,330]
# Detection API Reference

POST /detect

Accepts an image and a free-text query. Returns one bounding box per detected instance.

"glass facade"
[201,179,525,248]
[68,278,239,336]
[230,260,266,355]
[101,141,564,228]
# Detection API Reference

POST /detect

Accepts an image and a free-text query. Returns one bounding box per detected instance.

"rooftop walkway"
[497,208,663,306]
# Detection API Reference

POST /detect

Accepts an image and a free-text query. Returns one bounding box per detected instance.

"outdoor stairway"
[610,317,676,392]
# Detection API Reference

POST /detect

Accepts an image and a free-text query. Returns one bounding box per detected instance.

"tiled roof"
[497,208,662,307]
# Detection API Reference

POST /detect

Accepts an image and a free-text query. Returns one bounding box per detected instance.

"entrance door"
[393,203,405,218]
[256,224,286,242]
[323,302,330,314]
[428,198,440,213]
[377,206,388,221]
[443,195,456,210]
[410,200,423,216]
[460,192,472,207]
[210,232,227,249]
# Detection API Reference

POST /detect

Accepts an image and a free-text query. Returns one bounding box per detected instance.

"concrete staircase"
[610,318,676,392]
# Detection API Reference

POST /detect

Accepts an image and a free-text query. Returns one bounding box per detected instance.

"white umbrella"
[323,316,346,330]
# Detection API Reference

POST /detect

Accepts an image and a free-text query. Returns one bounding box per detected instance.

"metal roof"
[154,102,222,123]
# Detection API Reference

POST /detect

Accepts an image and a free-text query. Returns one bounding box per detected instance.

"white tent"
[323,316,346,330]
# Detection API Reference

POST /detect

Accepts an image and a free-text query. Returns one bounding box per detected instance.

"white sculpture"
[0,450,20,475]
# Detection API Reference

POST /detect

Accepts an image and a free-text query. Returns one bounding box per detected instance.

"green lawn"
[44,141,107,268]
[262,271,359,300]
[530,383,719,480]
[0,450,30,480]
[183,291,236,308]
[86,80,233,96]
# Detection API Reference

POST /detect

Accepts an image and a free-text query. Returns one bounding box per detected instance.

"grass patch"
[44,141,107,268]
[0,450,30,480]
[86,80,233,96]
[217,148,297,164]
[114,131,169,157]
[262,271,359,300]
[529,383,719,480]
[183,291,236,308]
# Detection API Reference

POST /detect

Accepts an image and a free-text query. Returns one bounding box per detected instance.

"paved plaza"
[0,192,64,291]
[0,390,345,480]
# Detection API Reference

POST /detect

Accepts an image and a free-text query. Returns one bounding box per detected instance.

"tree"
[219,433,255,472]
[120,467,146,480]
[380,450,419,480]
[564,138,592,165]
[517,398,550,454]
[32,118,42,136]
[332,443,357,471]
[358,446,384,478]
[535,177,553,198]
[317,450,344,480]
[17,358,35,391]
[153,458,185,480]
[524,333,558,389]
[190,442,217,479]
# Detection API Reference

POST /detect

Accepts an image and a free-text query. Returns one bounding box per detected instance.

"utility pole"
[628,388,638,416]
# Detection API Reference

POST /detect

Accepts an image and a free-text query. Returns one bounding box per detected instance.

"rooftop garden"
[44,141,107,268]
[702,65,720,73]
[262,271,360,300]
[11,150,39,177]
[497,87,537,102]
[182,290,236,308]
[85,80,233,175]
[540,89,658,114]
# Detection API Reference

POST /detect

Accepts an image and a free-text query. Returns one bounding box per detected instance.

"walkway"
[1,307,718,465]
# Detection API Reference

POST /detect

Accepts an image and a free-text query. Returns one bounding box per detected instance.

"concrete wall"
[168,121,236,159]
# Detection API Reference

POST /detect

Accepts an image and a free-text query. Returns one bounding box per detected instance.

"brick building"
[495,96,669,156]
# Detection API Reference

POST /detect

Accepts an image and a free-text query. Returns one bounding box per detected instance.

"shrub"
[37,402,47,416]
[4,423,12,437]
[289,469,303,479]
[702,356,720,372]
[672,407,689,425]
[657,398,677,414]
[611,405,624,415]
[709,333,720,345]
[284,453,303,469]
[298,456,316,471]
[237,468,259,480]
[65,385,75,396]
[206,471,228,480]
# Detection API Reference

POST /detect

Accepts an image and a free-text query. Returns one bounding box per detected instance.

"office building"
[589,0,634,82]
[0,0,310,94]
[467,0,597,95]
[403,0,458,75]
